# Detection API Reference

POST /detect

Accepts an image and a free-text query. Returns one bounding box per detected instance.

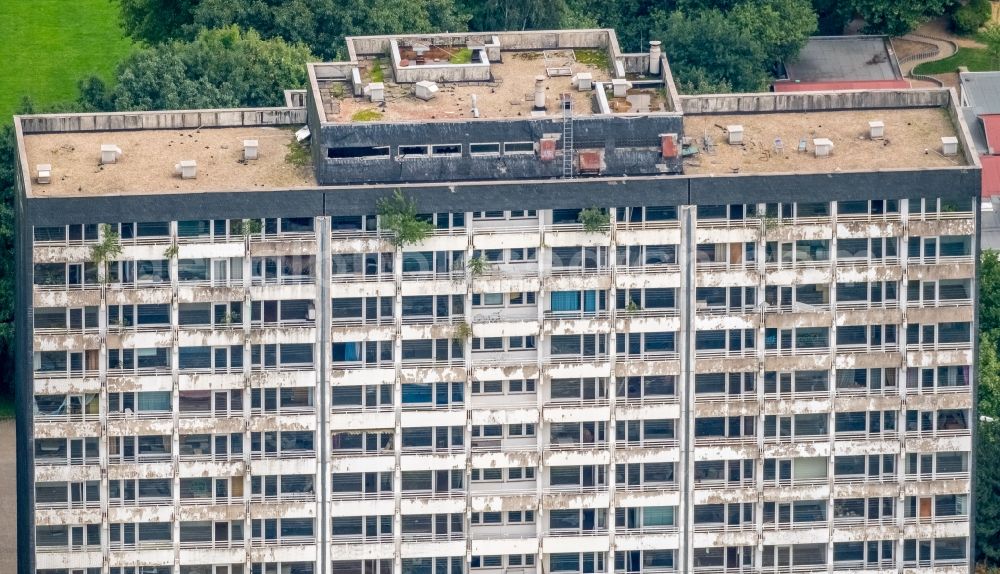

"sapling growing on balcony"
[377,189,433,247]
[91,224,122,284]
[467,255,492,277]
[578,207,609,233]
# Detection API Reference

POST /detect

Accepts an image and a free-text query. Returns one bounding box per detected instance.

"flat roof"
[784,36,902,83]
[682,107,967,175]
[316,49,617,123]
[960,71,1000,116]
[22,126,316,197]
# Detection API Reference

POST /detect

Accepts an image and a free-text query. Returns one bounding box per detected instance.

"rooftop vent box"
[366,82,385,103]
[36,164,51,184]
[611,78,631,98]
[243,140,259,161]
[573,73,593,91]
[100,144,123,165]
[727,125,744,145]
[813,138,834,157]
[869,120,885,139]
[175,160,197,179]
[415,81,438,101]
[942,136,959,156]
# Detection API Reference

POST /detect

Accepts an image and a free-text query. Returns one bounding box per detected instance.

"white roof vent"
[365,82,385,103]
[175,160,197,179]
[942,136,959,156]
[36,164,51,184]
[869,120,884,139]
[243,140,259,161]
[100,144,123,165]
[727,125,744,145]
[415,81,438,101]
[573,73,593,91]
[611,78,631,98]
[813,138,834,157]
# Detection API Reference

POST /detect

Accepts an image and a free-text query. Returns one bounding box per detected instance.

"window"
[470,143,500,155]
[328,146,390,159]
[431,144,462,156]
[398,145,429,157]
[504,142,534,154]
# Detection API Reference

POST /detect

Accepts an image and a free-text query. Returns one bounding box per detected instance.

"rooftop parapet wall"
[679,89,951,115]
[18,107,306,135]
[681,88,981,170]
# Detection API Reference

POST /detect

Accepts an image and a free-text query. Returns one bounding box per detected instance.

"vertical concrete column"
[535,211,546,574]
[826,203,838,571]
[464,213,474,569]
[241,219,253,574]
[393,238,404,574]
[896,198,911,570]
[754,203,767,573]
[316,216,332,574]
[606,206,618,558]
[677,205,697,573]
[169,220,181,565]
[97,224,110,567]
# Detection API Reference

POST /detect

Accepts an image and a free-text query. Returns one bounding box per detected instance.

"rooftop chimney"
[175,160,197,179]
[813,138,834,157]
[471,94,480,118]
[660,133,678,159]
[869,120,884,139]
[942,136,959,156]
[611,78,631,98]
[415,80,438,101]
[36,164,51,184]
[534,76,546,110]
[100,144,122,165]
[243,140,259,161]
[649,41,662,75]
[727,125,744,145]
[366,82,385,103]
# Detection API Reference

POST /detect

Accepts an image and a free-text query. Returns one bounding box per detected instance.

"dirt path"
[0,420,16,574]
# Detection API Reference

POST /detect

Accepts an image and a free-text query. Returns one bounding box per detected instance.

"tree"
[979,420,1000,564]
[731,0,817,66]
[0,121,15,399]
[79,26,313,111]
[982,251,1000,335]
[463,0,568,32]
[652,8,771,93]
[117,0,471,59]
[118,0,201,44]
[983,23,1000,69]
[817,0,956,36]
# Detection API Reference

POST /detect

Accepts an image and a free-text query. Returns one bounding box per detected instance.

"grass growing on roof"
[0,0,134,121]
[449,48,473,64]
[370,59,385,83]
[285,138,311,167]
[575,49,610,70]
[351,108,383,122]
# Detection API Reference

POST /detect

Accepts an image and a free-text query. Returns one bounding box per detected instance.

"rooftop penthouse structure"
[13,28,980,574]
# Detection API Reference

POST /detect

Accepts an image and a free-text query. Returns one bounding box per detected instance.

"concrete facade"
[13,28,979,574]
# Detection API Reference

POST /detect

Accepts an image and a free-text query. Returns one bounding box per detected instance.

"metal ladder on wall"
[562,93,574,178]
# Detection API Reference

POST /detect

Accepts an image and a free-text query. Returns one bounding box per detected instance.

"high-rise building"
[14,29,978,574]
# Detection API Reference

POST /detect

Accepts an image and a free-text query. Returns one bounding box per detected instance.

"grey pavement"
[0,420,16,573]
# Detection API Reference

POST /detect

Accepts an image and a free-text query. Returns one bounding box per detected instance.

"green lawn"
[0,0,134,122]
[914,46,1000,75]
